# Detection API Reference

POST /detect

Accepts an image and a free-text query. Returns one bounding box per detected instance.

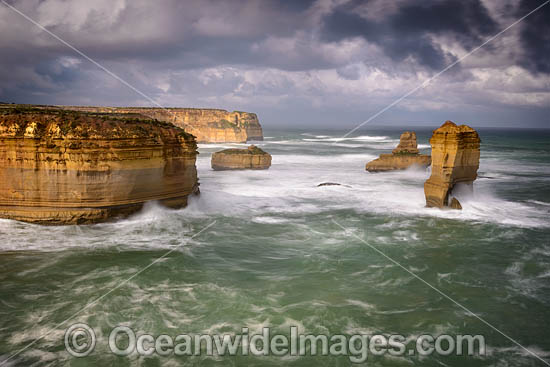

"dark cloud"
[322,0,499,70]
[517,0,550,73]
[0,0,548,127]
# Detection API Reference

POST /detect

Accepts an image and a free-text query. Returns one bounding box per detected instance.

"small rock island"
[0,106,199,224]
[365,131,431,172]
[211,145,272,170]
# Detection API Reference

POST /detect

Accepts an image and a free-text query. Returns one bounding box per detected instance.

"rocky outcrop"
[0,107,198,224]
[53,106,263,143]
[211,145,271,170]
[366,131,431,172]
[424,121,481,209]
[392,131,419,154]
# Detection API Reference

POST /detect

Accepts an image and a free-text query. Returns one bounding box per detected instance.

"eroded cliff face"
[0,107,198,224]
[54,106,263,143]
[366,131,431,172]
[424,121,480,209]
[211,145,271,170]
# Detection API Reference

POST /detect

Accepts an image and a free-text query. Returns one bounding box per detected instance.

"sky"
[0,0,549,129]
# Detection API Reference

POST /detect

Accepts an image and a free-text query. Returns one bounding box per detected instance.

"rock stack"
[365,131,431,172]
[211,145,271,170]
[424,121,480,209]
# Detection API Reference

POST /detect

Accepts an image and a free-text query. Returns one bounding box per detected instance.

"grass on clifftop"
[0,105,196,140]
[217,146,267,155]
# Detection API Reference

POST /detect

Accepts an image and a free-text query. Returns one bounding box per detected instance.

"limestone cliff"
[0,107,198,224]
[424,121,481,209]
[366,131,431,172]
[53,106,264,143]
[211,145,271,170]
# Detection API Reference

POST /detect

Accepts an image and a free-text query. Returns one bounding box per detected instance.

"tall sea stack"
[424,121,480,209]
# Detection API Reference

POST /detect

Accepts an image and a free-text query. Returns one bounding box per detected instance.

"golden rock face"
[366,131,431,172]
[365,153,431,172]
[0,109,199,224]
[392,131,420,154]
[54,106,264,143]
[211,145,271,170]
[424,121,481,208]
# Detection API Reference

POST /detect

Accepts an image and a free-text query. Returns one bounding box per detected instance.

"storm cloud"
[0,0,548,127]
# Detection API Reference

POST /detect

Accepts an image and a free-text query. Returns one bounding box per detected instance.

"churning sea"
[0,126,549,366]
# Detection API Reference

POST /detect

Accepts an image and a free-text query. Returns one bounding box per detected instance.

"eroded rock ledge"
[366,131,431,172]
[55,105,263,143]
[424,121,480,209]
[0,107,199,224]
[211,145,271,170]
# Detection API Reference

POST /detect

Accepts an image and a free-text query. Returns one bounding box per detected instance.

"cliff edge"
[0,106,199,224]
[55,106,264,143]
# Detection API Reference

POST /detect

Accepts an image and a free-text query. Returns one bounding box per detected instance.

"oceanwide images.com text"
[65,323,486,363]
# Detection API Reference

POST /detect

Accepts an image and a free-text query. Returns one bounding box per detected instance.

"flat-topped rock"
[0,107,199,224]
[366,131,430,172]
[424,120,481,209]
[366,153,431,172]
[211,145,271,170]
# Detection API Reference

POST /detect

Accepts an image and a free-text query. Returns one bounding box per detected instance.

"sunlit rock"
[424,121,481,209]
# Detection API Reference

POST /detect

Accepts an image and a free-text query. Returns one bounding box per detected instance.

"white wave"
[193,151,548,228]
[0,132,547,253]
[198,143,249,149]
[302,135,392,142]
[527,200,550,207]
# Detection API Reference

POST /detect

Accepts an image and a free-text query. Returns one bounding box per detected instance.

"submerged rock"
[366,131,431,172]
[450,197,463,210]
[211,145,271,170]
[317,182,342,187]
[0,107,199,224]
[424,121,480,209]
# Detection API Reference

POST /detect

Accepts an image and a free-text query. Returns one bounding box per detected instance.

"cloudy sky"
[0,0,549,128]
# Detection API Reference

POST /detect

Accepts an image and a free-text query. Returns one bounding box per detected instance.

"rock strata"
[0,107,199,224]
[366,131,430,172]
[424,121,481,209]
[392,131,419,154]
[211,145,271,170]
[54,106,263,143]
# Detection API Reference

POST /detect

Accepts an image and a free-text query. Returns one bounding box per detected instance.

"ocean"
[0,127,549,366]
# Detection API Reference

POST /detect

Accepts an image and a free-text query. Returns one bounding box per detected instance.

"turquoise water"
[0,127,549,366]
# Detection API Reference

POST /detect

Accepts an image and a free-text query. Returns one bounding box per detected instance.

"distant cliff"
[0,106,198,224]
[54,106,264,143]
